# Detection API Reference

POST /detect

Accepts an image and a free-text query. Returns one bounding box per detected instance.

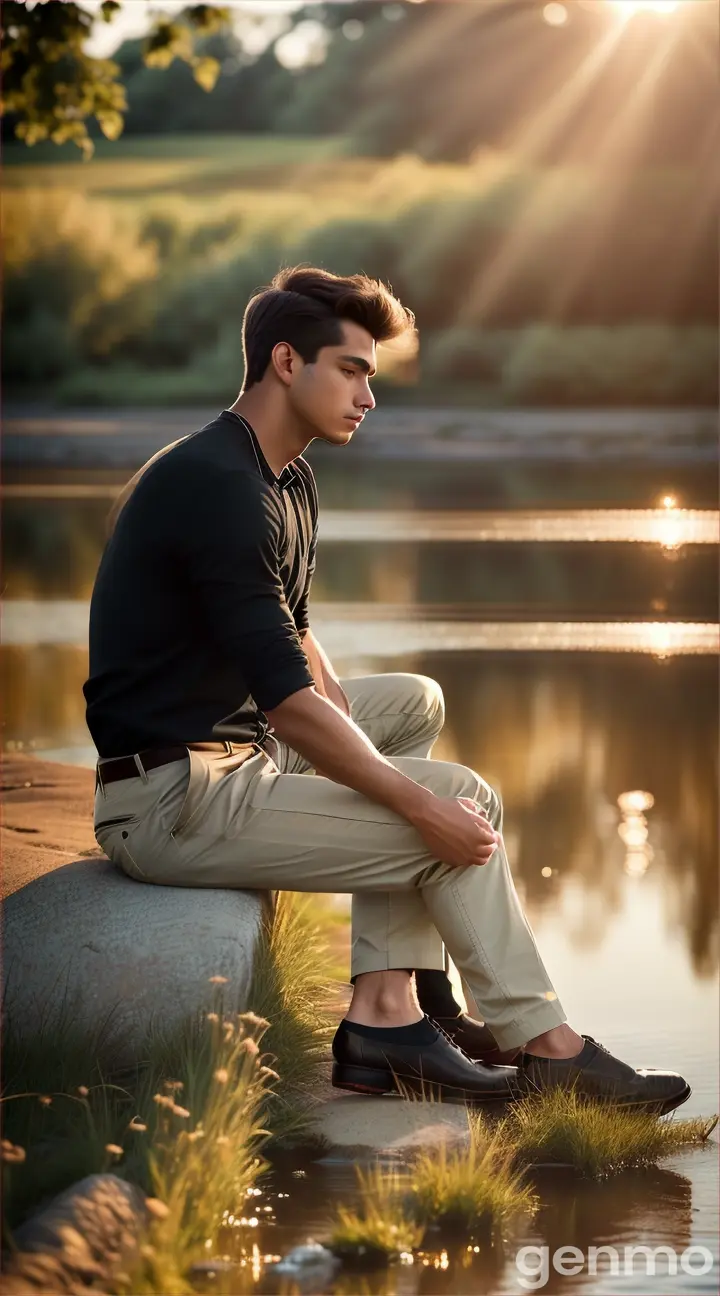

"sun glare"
[611,0,679,15]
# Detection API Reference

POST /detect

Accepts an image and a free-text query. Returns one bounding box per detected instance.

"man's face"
[286,320,377,444]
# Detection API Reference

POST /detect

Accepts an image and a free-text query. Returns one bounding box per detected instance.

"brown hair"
[242,264,414,390]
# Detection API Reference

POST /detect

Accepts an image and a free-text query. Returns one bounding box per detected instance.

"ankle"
[346,970,421,1029]
[345,997,423,1029]
[523,1024,584,1060]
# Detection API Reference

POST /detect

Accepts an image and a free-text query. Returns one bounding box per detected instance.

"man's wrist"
[391,780,437,825]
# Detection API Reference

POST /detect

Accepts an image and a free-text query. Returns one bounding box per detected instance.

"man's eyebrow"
[339,354,376,377]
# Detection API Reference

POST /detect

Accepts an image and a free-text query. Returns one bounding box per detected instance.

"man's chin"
[320,426,355,444]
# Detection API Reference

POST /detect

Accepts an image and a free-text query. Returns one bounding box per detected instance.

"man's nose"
[358,384,375,412]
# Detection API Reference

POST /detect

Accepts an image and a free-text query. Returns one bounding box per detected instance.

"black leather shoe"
[331,1019,521,1104]
[518,1035,691,1115]
[431,1013,521,1066]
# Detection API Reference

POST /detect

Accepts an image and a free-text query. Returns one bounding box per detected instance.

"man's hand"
[409,796,501,869]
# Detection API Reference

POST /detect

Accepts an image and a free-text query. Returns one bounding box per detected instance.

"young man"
[84,266,690,1110]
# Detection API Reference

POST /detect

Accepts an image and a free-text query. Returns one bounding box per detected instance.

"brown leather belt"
[96,741,257,787]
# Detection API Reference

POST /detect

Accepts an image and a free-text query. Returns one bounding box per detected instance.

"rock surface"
[0,1174,146,1295]
[2,756,266,1063]
[3,856,266,1062]
[308,1088,471,1158]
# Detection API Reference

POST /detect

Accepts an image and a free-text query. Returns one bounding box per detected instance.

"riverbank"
[4,407,716,472]
[1,754,102,899]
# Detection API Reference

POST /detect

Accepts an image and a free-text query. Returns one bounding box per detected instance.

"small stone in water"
[271,1242,338,1275]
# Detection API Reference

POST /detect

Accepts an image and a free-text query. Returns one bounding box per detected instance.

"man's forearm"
[300,629,351,716]
[265,686,434,824]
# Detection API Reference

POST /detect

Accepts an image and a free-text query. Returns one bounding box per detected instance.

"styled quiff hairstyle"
[241,265,415,390]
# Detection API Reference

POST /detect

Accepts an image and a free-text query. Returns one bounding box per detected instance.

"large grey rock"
[2,858,267,1063]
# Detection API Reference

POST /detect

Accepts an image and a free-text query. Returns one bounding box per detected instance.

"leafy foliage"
[0,2,230,157]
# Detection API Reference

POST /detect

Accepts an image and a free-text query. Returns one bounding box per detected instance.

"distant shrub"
[56,324,245,406]
[502,325,719,407]
[423,328,515,384]
[3,190,157,379]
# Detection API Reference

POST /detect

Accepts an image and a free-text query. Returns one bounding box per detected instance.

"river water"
[1,444,718,1294]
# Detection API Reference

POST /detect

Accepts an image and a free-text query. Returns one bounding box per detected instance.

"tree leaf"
[97,108,124,140]
[192,55,220,93]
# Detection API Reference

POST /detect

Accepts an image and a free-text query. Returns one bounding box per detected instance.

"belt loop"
[224,741,232,754]
[95,764,107,799]
[133,753,150,784]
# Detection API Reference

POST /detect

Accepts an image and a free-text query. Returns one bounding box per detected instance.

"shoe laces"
[428,1016,474,1063]
[585,1035,612,1056]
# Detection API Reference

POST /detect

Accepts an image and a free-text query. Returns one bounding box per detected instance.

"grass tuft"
[244,893,337,1145]
[406,1111,537,1239]
[328,1164,422,1268]
[501,1089,719,1180]
[127,1009,272,1295]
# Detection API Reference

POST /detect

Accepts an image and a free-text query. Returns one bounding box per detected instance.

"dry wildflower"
[216,1136,230,1146]
[153,1093,175,1109]
[145,1198,170,1220]
[38,1095,52,1107]
[105,1144,124,1157]
[214,1068,229,1085]
[1,1141,26,1164]
[209,975,229,985]
[206,1011,220,1024]
[128,1119,147,1132]
[77,1086,89,1098]
[140,1245,156,1260]
[223,1022,235,1040]
[241,1037,259,1057]
[187,1130,205,1142]
[163,1079,184,1094]
[260,1066,280,1082]
[171,1105,190,1119]
[238,1012,270,1030]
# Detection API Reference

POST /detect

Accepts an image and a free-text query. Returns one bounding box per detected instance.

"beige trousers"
[94,672,566,1050]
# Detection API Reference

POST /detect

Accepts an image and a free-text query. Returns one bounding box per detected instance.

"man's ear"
[271,341,296,385]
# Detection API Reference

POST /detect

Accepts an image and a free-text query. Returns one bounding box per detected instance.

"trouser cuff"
[486,999,568,1052]
[350,950,446,981]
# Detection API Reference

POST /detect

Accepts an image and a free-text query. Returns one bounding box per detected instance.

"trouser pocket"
[95,819,149,879]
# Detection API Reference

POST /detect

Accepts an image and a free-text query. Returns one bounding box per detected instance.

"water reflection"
[2,602,718,656]
[3,500,718,618]
[195,1156,714,1295]
[4,494,718,545]
[432,653,718,980]
[317,508,719,547]
[1,646,716,983]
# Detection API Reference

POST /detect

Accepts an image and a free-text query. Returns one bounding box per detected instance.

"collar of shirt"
[222,410,298,492]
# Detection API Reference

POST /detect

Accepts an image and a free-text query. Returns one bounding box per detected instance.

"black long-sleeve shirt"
[83,410,317,758]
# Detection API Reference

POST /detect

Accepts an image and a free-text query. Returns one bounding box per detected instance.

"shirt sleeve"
[178,464,314,712]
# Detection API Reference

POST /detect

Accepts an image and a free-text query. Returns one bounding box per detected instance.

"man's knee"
[404,673,445,732]
[438,761,502,823]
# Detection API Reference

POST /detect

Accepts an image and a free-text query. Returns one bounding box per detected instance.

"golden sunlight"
[610,0,680,14]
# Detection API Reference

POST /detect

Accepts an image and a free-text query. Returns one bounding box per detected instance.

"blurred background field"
[3,0,717,410]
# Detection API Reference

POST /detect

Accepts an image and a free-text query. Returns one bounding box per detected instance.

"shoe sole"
[332,1062,519,1104]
